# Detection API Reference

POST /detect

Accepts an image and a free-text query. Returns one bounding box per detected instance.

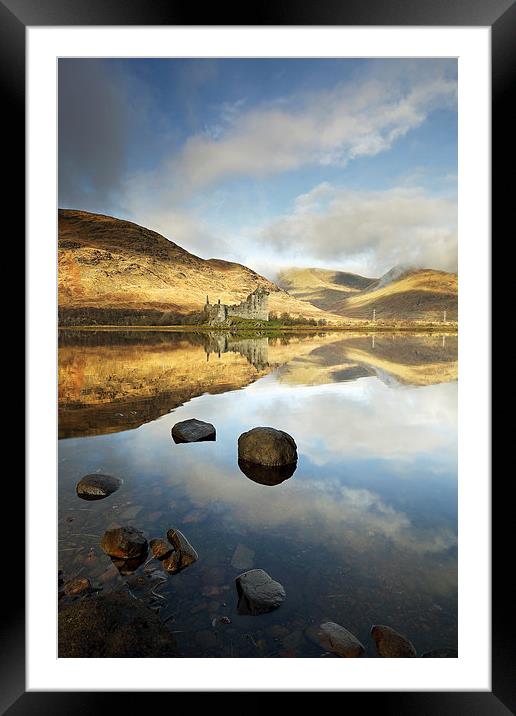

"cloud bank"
[256,184,457,276]
[137,64,456,199]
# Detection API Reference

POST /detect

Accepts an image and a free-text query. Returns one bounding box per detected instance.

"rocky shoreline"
[59,422,457,659]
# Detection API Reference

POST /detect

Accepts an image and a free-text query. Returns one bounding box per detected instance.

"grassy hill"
[278,266,457,321]
[58,210,342,325]
[277,267,376,311]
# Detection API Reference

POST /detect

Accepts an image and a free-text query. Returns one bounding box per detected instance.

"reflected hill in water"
[58,330,339,438]
[59,330,457,438]
[277,333,458,387]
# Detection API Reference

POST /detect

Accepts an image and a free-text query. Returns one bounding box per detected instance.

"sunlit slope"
[277,267,376,311]
[58,210,342,323]
[278,266,457,321]
[336,270,457,320]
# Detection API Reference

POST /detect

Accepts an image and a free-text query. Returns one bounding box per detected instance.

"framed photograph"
[10,0,505,710]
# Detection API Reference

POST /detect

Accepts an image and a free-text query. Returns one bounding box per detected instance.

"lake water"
[58,329,458,657]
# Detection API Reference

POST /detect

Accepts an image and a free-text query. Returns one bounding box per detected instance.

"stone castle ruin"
[203,286,269,325]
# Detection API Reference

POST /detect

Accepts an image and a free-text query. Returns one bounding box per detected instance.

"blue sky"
[58,58,457,279]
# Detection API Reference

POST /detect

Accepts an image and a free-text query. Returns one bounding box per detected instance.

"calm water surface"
[58,330,458,657]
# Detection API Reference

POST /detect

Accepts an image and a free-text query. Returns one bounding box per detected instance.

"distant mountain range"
[277,266,457,321]
[58,209,457,325]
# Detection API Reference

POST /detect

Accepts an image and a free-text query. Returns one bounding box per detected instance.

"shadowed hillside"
[58,210,342,325]
[277,267,377,311]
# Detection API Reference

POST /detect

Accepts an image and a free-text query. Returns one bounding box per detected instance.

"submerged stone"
[163,528,198,573]
[315,622,365,658]
[150,538,172,560]
[236,568,286,615]
[63,577,92,597]
[231,544,255,570]
[76,473,122,501]
[100,526,148,560]
[238,427,297,467]
[171,419,216,443]
[371,625,417,657]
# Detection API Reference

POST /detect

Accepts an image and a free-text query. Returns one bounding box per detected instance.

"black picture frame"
[9,0,504,711]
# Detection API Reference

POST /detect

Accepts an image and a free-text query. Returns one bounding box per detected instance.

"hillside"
[277,266,457,321]
[58,210,342,325]
[277,267,377,311]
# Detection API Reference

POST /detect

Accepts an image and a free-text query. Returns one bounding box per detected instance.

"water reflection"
[58,329,458,657]
[58,330,457,438]
[238,458,297,485]
[111,552,148,576]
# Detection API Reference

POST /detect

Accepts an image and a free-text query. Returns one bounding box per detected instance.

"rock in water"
[63,577,92,597]
[76,473,122,500]
[171,419,216,443]
[150,538,172,560]
[100,526,148,560]
[163,528,198,573]
[237,427,297,467]
[236,569,286,615]
[315,622,365,658]
[422,648,458,658]
[371,625,417,657]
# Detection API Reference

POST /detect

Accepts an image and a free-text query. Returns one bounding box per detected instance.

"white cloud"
[112,62,457,275]
[163,68,456,194]
[257,184,457,276]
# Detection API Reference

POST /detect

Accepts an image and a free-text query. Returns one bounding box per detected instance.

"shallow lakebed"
[58,329,458,658]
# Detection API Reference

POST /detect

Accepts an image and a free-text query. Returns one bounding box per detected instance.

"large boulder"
[171,419,216,443]
[100,526,148,560]
[76,473,122,500]
[236,568,286,615]
[237,427,297,467]
[371,625,417,657]
[163,528,198,573]
[311,621,365,658]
